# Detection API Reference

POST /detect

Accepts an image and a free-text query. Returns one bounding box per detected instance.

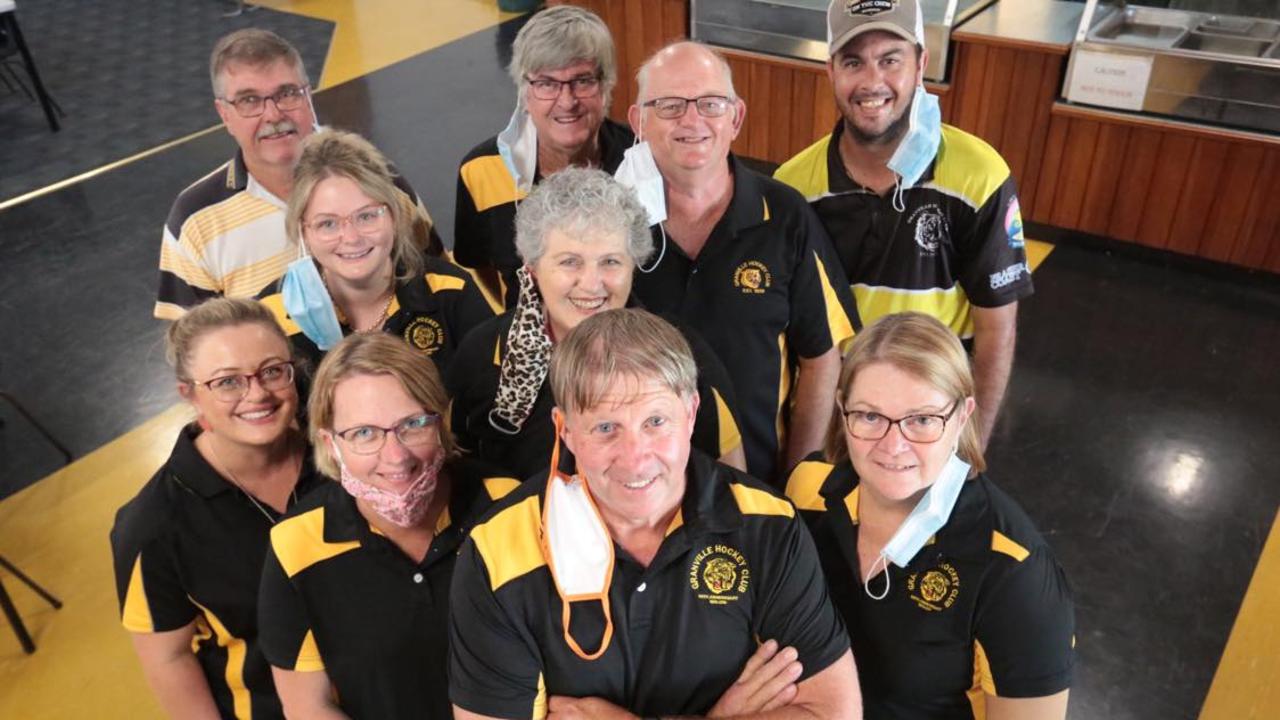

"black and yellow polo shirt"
[258,255,494,377]
[449,450,850,719]
[631,156,860,485]
[785,456,1075,719]
[445,310,743,482]
[775,123,1033,341]
[109,425,324,720]
[453,119,634,308]
[257,460,518,720]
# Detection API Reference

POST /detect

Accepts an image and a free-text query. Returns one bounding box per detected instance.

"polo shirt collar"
[824,120,938,196]
[674,450,750,537]
[719,155,772,238]
[225,150,250,192]
[392,268,441,315]
[166,424,234,499]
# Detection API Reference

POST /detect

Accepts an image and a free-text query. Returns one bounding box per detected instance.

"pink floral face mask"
[332,442,444,528]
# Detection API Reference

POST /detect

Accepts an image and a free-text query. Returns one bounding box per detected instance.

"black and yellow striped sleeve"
[682,323,744,462]
[110,512,198,633]
[786,198,860,357]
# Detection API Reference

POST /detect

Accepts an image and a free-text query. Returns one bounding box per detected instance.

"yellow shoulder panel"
[257,293,301,337]
[712,388,743,458]
[271,508,361,578]
[121,555,155,632]
[784,460,832,512]
[930,125,1011,209]
[813,251,856,346]
[425,273,467,293]
[460,155,527,213]
[470,494,547,591]
[293,629,326,672]
[991,530,1030,562]
[730,483,795,518]
[774,134,833,202]
[483,476,522,501]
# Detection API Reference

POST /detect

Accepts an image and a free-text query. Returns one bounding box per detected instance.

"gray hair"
[209,29,308,98]
[509,6,617,99]
[550,309,698,416]
[635,41,737,104]
[515,167,653,267]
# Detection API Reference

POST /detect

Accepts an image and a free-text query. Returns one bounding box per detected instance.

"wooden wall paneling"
[1048,118,1100,229]
[935,83,955,123]
[1165,138,1230,257]
[813,78,838,142]
[768,65,795,162]
[662,0,688,42]
[605,0,633,120]
[1199,143,1264,264]
[951,43,989,133]
[1029,114,1069,223]
[977,47,1017,149]
[1077,123,1129,236]
[1134,133,1196,250]
[1106,128,1162,243]
[1233,148,1280,270]
[1021,53,1065,216]
[748,61,773,160]
[789,72,817,160]
[999,51,1044,194]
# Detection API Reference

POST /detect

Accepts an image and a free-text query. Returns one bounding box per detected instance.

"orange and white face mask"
[539,414,615,661]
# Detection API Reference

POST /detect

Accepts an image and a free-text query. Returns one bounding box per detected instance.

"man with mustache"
[776,0,1033,449]
[155,29,439,319]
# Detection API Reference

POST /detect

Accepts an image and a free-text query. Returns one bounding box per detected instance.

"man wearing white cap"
[776,0,1033,449]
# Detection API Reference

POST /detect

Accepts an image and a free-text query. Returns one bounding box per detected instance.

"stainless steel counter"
[952,0,1084,53]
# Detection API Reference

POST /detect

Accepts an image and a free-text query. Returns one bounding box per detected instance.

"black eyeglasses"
[333,412,442,455]
[525,74,602,101]
[842,400,960,443]
[643,95,733,120]
[219,84,309,118]
[189,362,295,402]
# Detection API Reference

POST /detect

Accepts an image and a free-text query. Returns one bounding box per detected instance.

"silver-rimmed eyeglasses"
[643,95,733,120]
[333,412,441,455]
[219,84,310,118]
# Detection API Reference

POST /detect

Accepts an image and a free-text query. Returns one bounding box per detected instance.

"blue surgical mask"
[886,85,941,212]
[863,451,971,600]
[281,245,343,351]
[497,98,538,194]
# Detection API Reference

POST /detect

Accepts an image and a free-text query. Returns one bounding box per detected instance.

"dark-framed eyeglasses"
[219,84,310,118]
[643,95,733,120]
[842,400,960,443]
[189,362,295,402]
[333,412,442,455]
[525,73,602,101]
[303,204,390,242]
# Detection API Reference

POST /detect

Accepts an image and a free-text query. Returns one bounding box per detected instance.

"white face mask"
[539,417,615,661]
[614,139,667,227]
[497,97,538,194]
[864,450,971,600]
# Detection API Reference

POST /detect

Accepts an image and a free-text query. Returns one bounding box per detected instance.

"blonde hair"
[286,129,424,280]
[550,309,697,416]
[165,297,288,381]
[824,312,986,473]
[209,28,307,98]
[308,333,456,478]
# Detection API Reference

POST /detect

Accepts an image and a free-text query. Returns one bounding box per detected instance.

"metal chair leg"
[1,11,60,132]
[0,391,73,465]
[0,556,62,655]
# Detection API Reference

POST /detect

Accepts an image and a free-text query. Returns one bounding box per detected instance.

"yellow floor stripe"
[1199,508,1280,720]
[1026,239,1053,273]
[0,404,191,720]
[255,0,523,88]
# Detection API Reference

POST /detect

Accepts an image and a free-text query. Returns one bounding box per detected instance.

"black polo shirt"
[449,450,849,718]
[256,460,518,720]
[446,310,743,481]
[784,456,1075,719]
[453,119,634,308]
[110,425,324,720]
[774,122,1033,341]
[631,157,860,485]
[258,255,494,377]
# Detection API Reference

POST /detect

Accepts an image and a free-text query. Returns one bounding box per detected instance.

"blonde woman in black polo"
[111,297,323,719]
[257,332,516,719]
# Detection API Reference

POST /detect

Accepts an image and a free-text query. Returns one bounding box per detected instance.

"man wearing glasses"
[626,41,861,487]
[454,6,634,308]
[155,29,439,320]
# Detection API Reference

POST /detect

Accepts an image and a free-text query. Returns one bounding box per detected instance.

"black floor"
[1,13,1277,720]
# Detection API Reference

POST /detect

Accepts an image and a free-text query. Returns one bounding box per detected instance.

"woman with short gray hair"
[446,167,746,481]
[454,5,636,309]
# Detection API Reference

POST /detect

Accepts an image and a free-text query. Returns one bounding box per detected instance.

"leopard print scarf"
[488,266,554,435]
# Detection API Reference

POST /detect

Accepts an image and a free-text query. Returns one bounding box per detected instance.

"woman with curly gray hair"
[446,167,746,480]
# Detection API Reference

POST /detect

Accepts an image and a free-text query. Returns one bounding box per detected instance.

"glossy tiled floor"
[1,3,1278,719]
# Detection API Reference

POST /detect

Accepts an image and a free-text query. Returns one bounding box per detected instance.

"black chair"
[0,556,62,654]
[0,0,63,132]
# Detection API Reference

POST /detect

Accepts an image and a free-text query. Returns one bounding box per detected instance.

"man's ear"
[214,98,234,130]
[916,45,930,86]
[552,406,575,453]
[628,104,643,139]
[729,98,747,139]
